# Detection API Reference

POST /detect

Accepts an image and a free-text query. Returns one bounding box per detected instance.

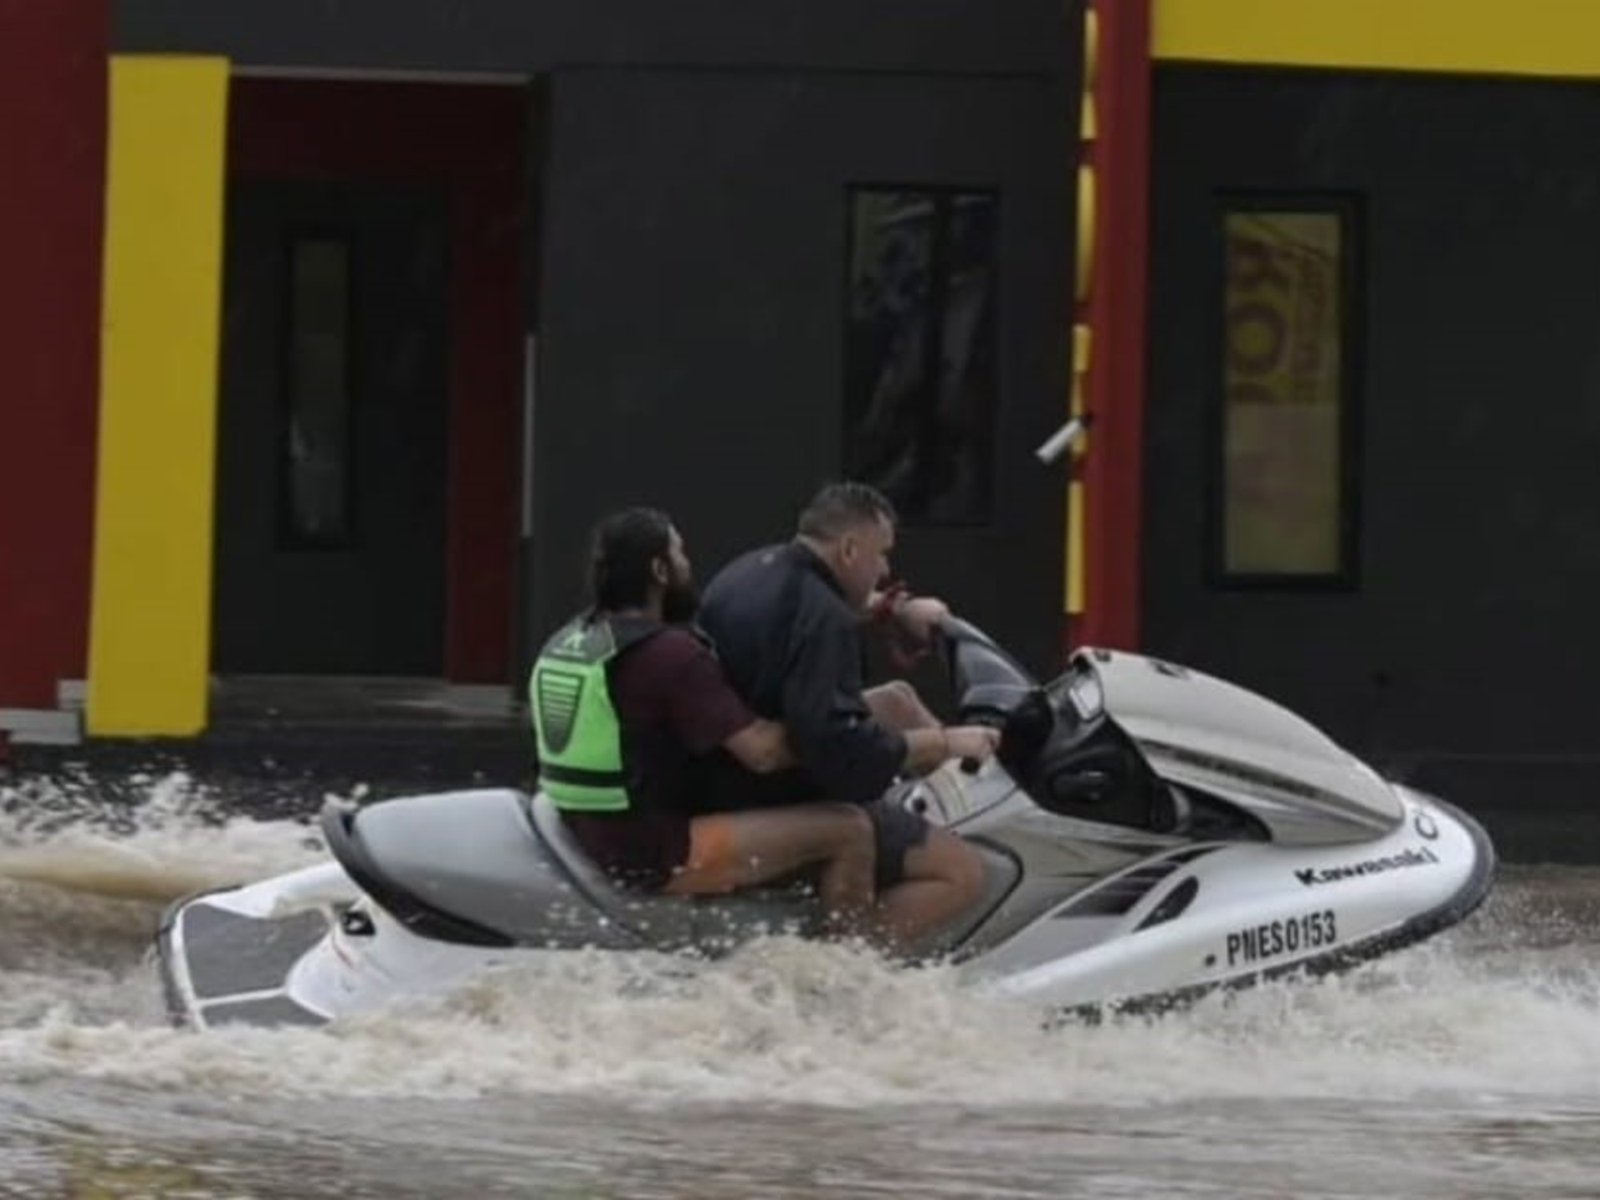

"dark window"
[845,188,999,526]
[1215,197,1361,586]
[280,235,354,548]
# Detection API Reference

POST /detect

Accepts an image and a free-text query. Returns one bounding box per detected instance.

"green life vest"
[529,615,661,812]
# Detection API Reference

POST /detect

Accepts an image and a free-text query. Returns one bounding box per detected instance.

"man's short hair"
[796,482,897,541]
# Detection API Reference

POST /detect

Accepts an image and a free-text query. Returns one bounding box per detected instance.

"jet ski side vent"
[1056,861,1180,918]
[1054,847,1218,920]
[1134,875,1200,931]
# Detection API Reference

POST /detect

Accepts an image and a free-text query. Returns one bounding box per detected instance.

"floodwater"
[0,771,1597,1199]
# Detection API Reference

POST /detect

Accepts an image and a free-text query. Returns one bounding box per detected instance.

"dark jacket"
[697,542,906,805]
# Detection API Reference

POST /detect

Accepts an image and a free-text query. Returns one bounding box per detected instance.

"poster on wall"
[1222,208,1347,578]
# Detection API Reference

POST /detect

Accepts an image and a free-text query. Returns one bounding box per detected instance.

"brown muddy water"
[0,771,1596,1199]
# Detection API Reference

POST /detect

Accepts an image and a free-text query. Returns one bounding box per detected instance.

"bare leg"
[663,804,876,931]
[863,683,985,951]
[869,827,988,955]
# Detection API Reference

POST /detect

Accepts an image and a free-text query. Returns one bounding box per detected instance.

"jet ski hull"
[157,787,1492,1030]
[983,790,1494,1014]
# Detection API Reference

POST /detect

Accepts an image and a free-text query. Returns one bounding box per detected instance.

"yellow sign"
[1222,211,1344,575]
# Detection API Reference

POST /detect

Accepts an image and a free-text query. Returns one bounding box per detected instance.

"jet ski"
[157,618,1494,1029]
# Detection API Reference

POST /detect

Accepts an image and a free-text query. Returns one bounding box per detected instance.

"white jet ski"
[157,618,1494,1029]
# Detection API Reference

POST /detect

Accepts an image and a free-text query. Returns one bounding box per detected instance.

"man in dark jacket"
[695,483,998,952]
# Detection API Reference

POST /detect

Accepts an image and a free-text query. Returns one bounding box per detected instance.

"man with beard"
[529,508,876,928]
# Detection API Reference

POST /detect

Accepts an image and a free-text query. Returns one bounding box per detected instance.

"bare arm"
[723,718,798,775]
[902,726,1000,776]
[902,728,951,776]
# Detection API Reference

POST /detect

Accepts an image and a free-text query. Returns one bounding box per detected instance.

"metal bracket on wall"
[1035,413,1095,465]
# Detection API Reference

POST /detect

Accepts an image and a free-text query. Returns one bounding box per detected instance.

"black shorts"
[692,757,931,889]
[864,795,931,890]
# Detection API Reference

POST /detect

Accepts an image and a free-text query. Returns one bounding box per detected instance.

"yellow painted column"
[1067,6,1098,620]
[88,56,229,736]
[1066,324,1091,617]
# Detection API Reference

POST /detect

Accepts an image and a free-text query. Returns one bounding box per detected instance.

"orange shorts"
[663,814,745,895]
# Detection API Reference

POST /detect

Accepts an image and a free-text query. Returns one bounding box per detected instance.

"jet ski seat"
[329,787,1023,959]
[324,789,642,950]
[526,792,821,949]
[531,793,1025,958]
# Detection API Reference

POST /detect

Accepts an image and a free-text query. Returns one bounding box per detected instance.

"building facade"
[5,1,1599,855]
[0,0,1087,740]
[1144,1,1600,856]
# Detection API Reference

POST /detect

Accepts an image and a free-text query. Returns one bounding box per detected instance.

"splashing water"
[0,770,331,903]
[0,775,1593,1200]
[0,772,1594,1117]
[1,914,1598,1112]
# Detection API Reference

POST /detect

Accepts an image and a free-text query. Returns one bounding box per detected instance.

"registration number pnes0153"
[1226,910,1337,967]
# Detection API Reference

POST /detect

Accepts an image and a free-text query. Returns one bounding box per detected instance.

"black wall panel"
[531,68,1073,677]
[1148,68,1600,851]
[117,0,1070,77]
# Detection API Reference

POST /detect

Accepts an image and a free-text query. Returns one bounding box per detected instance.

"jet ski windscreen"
[941,619,1179,834]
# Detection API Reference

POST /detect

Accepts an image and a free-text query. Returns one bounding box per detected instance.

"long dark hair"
[587,507,674,612]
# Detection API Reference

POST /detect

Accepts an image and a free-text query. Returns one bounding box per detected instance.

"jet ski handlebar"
[934,613,1044,717]
[929,615,1173,829]
[926,613,1055,774]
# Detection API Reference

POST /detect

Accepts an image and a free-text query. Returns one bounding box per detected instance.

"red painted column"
[0,0,109,708]
[1077,0,1152,651]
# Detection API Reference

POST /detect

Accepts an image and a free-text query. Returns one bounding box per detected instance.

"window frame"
[276,227,360,552]
[841,183,1002,529]
[1207,191,1365,591]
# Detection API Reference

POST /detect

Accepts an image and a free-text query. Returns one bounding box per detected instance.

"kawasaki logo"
[1295,846,1439,887]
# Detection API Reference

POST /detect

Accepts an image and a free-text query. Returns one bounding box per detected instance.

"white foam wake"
[0,914,1595,1109]
[0,773,1594,1111]
[0,771,330,903]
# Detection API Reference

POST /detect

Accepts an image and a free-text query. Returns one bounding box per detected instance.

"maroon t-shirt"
[559,627,755,888]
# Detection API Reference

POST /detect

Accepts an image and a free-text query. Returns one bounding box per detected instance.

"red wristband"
[870,581,909,623]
